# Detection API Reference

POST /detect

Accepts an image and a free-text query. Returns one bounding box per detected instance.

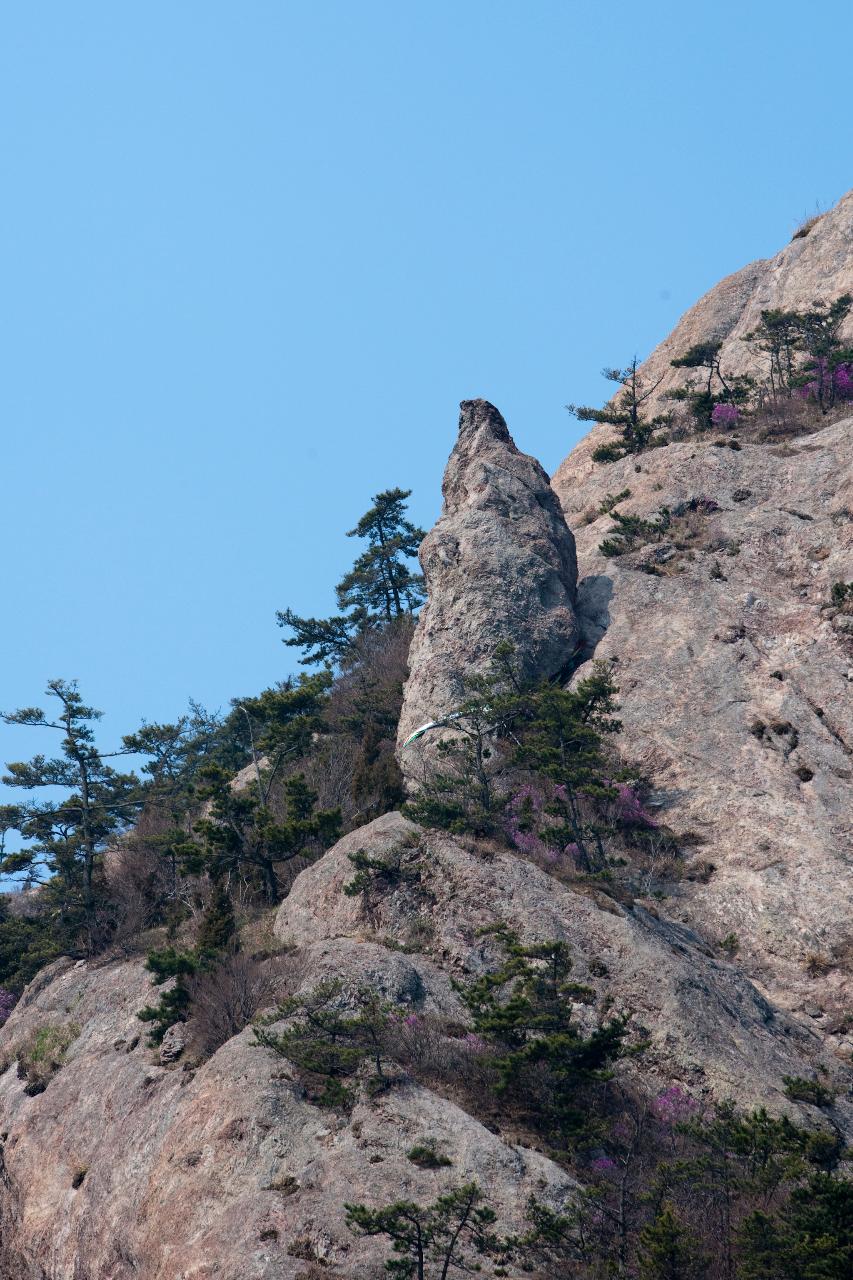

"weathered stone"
[5,194,853,1280]
[158,1020,186,1065]
[397,399,580,778]
[276,814,850,1122]
[0,937,573,1279]
[554,414,853,1028]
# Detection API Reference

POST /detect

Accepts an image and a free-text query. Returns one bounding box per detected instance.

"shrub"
[16,1021,79,1095]
[599,507,671,558]
[137,946,197,1044]
[804,952,832,978]
[186,951,283,1058]
[782,1075,834,1107]
[598,488,632,514]
[711,402,739,427]
[407,1143,453,1169]
[343,847,419,899]
[254,979,394,1109]
[591,442,628,464]
[792,212,821,240]
[346,1182,503,1278]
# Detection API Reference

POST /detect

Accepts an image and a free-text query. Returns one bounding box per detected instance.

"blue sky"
[2,0,852,771]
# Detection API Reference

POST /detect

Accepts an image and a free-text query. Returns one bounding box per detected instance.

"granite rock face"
[397,399,580,776]
[0,950,574,1279]
[276,813,849,1120]
[554,417,853,1039]
[547,190,853,1035]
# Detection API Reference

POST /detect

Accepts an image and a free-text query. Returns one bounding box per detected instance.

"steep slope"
[276,813,842,1112]
[550,191,853,1044]
[0,950,574,1278]
[553,415,853,1051]
[554,187,853,487]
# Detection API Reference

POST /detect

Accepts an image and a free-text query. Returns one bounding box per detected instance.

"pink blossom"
[653,1085,698,1124]
[615,783,656,828]
[0,990,14,1026]
[590,1155,617,1173]
[835,363,853,397]
[711,403,739,426]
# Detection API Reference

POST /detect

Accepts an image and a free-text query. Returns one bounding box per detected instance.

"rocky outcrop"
[554,414,853,1042]
[397,399,580,776]
[547,189,853,1043]
[1,805,846,1278]
[276,813,848,1118]
[0,948,574,1279]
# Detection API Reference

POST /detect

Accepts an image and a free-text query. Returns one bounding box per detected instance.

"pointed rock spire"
[397,399,580,778]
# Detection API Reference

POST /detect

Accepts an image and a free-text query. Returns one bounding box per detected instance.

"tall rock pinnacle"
[397,399,580,776]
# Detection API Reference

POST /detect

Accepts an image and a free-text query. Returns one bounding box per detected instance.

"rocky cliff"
[551,190,853,1036]
[1,203,852,1279]
[553,415,853,1039]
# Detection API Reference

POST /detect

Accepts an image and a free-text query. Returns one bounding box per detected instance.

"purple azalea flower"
[0,989,15,1026]
[615,782,656,828]
[835,363,853,398]
[653,1085,698,1124]
[711,403,739,426]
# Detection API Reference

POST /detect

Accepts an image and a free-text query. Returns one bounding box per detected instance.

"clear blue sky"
[2,1,852,767]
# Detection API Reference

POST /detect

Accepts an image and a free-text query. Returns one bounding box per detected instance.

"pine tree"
[514,660,621,872]
[190,767,341,902]
[637,1203,708,1280]
[567,359,670,462]
[669,340,752,428]
[345,1182,501,1279]
[196,880,236,954]
[1,680,141,951]
[137,946,197,1043]
[278,487,425,666]
[738,1172,853,1280]
[338,487,426,621]
[744,309,803,402]
[458,927,627,1147]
